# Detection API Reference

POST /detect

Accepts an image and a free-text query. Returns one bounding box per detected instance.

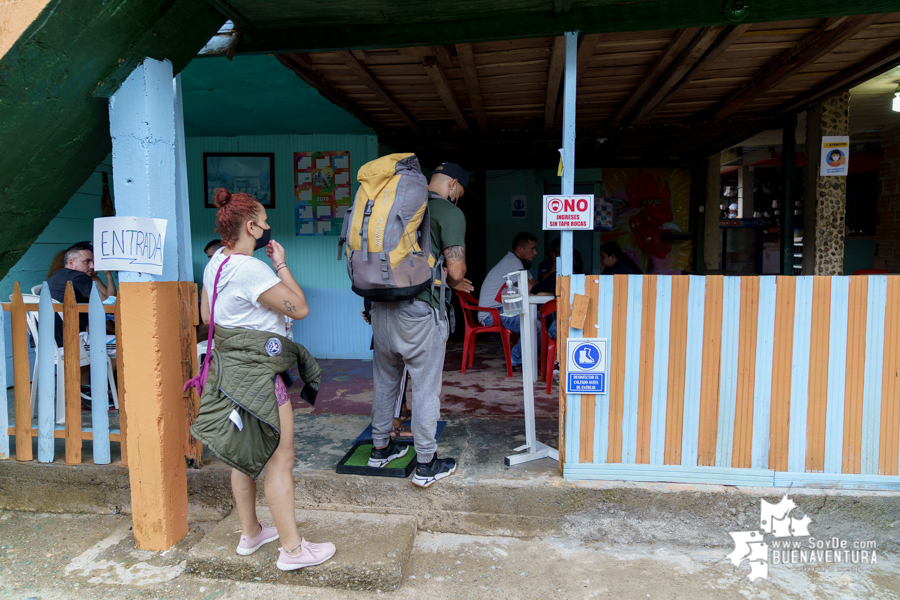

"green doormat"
[335,440,417,478]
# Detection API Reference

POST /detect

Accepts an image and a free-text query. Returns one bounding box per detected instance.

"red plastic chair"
[853,269,890,275]
[539,299,557,394]
[456,291,514,377]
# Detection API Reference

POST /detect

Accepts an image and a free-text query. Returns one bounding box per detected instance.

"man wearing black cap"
[368,162,474,488]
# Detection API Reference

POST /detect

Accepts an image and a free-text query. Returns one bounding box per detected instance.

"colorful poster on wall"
[600,168,692,274]
[820,136,849,176]
[294,151,351,236]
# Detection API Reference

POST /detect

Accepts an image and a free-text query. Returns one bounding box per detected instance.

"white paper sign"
[543,195,594,230]
[93,216,167,275]
[820,136,849,176]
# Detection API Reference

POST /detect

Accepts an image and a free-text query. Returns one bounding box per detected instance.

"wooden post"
[114,299,127,467]
[558,275,571,472]
[11,283,32,461]
[120,281,189,550]
[36,285,55,463]
[179,282,202,467]
[782,112,798,275]
[63,283,82,464]
[0,305,8,460]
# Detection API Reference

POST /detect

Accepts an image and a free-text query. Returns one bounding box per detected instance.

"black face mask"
[253,224,272,250]
[522,260,533,270]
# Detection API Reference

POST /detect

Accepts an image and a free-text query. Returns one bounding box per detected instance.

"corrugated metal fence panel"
[565,275,900,490]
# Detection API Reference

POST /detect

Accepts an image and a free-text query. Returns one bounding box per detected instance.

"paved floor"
[1,509,898,600]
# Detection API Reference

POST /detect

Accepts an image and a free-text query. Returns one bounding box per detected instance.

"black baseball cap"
[433,162,475,198]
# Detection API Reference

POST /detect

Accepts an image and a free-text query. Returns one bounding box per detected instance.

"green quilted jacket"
[190,326,321,479]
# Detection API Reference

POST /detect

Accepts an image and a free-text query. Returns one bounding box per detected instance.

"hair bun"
[213,187,232,208]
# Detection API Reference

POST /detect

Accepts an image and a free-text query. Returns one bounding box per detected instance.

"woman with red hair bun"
[194,187,335,571]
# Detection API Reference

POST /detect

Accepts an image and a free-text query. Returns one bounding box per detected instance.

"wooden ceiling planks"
[272,13,900,165]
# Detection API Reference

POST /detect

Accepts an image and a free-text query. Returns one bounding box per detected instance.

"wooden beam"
[455,43,489,129]
[423,56,470,129]
[433,45,454,70]
[543,36,567,129]
[610,28,700,125]
[777,39,900,115]
[631,25,732,124]
[710,14,881,122]
[204,0,257,33]
[553,33,603,126]
[276,54,383,131]
[338,50,419,130]
[380,116,781,145]
[351,49,367,60]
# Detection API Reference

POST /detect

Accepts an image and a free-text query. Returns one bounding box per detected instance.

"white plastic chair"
[31,284,43,295]
[17,293,118,425]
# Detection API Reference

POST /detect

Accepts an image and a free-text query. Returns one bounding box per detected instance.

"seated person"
[478,232,539,368]
[46,244,117,400]
[530,250,583,341]
[537,238,560,281]
[599,241,643,275]
[198,239,225,343]
[204,238,224,259]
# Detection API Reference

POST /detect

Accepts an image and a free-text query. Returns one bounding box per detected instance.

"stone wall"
[875,125,900,273]
[814,91,850,276]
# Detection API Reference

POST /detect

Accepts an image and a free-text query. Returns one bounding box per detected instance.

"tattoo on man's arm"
[444,246,465,261]
[284,300,297,313]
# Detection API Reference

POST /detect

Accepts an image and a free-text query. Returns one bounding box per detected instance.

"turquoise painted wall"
[1,156,113,383]
[186,134,378,359]
[844,239,876,275]
[182,55,374,137]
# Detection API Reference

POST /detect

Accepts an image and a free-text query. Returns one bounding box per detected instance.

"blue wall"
[186,134,378,359]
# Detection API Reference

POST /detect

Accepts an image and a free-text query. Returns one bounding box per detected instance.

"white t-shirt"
[203,248,285,337]
[478,252,525,323]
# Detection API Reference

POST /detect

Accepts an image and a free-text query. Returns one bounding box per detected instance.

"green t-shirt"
[416,193,466,306]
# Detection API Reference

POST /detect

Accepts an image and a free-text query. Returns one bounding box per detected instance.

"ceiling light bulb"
[893,91,900,113]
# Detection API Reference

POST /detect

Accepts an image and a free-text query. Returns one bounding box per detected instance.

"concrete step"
[186,507,416,591]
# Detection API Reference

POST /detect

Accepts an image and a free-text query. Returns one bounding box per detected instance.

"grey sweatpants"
[371,300,449,463]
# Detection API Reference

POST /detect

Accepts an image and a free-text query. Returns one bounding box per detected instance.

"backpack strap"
[359,198,375,262]
[183,255,232,395]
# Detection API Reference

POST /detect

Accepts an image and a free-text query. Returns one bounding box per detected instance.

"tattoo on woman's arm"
[284,300,297,313]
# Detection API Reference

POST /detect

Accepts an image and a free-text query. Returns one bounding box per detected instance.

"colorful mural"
[600,168,692,274]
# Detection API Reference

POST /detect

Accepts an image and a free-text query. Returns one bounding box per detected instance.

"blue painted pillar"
[173,74,194,283]
[560,31,578,276]
[109,58,192,282]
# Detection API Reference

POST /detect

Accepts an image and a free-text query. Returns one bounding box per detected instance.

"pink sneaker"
[236,523,279,556]
[276,538,336,571]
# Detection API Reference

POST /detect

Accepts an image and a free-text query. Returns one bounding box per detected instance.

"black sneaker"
[368,440,408,467]
[412,455,457,488]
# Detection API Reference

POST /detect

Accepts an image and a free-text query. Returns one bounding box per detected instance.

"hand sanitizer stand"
[503,269,560,466]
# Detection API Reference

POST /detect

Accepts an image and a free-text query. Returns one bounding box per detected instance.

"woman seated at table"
[599,241,642,275]
[530,251,583,341]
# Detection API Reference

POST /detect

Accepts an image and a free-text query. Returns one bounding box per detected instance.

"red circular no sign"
[548,198,563,213]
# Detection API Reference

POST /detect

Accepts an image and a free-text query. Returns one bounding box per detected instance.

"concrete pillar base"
[119,281,191,550]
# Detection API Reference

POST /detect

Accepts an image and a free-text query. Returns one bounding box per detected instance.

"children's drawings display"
[294,151,351,236]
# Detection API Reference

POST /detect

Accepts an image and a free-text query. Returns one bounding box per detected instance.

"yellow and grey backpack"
[339,153,435,302]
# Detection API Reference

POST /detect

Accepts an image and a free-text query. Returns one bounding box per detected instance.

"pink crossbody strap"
[184,255,232,395]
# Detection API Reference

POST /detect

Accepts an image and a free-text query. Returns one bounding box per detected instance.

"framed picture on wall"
[203,153,275,208]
